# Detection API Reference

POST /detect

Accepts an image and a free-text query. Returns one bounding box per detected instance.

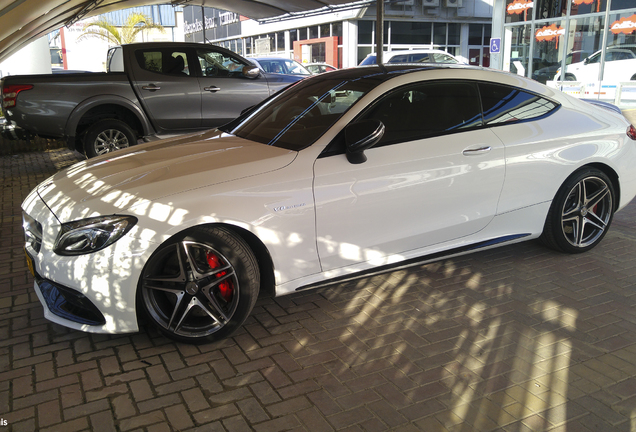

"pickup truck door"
[195,47,272,128]
[130,48,202,131]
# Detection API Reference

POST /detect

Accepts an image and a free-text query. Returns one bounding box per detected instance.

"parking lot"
[1,116,636,430]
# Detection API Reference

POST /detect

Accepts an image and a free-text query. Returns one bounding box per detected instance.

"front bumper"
[26,249,106,327]
[22,188,143,334]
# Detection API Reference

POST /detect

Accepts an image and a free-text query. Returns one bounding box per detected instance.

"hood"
[37,130,297,222]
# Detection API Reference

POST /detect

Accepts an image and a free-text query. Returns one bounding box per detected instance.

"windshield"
[223,76,379,151]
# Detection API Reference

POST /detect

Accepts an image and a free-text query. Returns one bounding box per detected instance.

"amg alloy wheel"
[541,168,615,253]
[139,226,259,343]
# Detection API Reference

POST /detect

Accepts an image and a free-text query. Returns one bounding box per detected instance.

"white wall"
[0,36,51,77]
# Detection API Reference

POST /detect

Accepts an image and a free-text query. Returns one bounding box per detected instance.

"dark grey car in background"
[1,42,305,157]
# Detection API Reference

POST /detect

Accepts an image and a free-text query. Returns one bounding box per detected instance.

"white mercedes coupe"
[22,65,636,343]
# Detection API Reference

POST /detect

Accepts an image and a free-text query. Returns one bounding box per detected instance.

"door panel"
[131,49,202,131]
[195,48,271,128]
[313,129,505,271]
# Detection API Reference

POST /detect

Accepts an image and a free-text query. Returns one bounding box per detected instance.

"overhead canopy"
[0,0,366,63]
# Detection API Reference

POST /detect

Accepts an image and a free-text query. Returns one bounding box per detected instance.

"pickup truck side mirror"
[243,67,261,79]
[345,119,385,164]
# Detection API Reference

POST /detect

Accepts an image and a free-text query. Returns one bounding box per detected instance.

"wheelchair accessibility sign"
[490,38,501,54]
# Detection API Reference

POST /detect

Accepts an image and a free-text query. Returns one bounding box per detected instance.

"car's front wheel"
[84,119,136,158]
[541,168,615,253]
[139,226,260,344]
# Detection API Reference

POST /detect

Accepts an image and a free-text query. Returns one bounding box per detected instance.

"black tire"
[564,73,577,81]
[138,226,260,344]
[540,168,615,254]
[83,119,136,158]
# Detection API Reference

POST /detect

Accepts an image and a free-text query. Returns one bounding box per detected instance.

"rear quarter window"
[479,83,559,125]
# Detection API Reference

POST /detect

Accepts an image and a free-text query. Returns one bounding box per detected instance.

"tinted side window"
[479,83,558,124]
[197,49,246,77]
[432,53,459,63]
[362,81,482,146]
[135,50,190,76]
[386,54,409,63]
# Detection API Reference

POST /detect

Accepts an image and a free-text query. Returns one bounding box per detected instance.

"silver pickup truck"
[1,42,303,157]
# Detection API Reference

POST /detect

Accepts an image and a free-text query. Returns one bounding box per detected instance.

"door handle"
[462,146,491,156]
[141,84,161,91]
[204,86,221,93]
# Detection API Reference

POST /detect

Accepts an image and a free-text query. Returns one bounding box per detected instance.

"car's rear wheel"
[84,119,136,158]
[139,226,260,344]
[541,168,615,253]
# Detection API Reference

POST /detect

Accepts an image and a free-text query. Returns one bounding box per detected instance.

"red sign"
[535,24,565,42]
[611,15,636,35]
[507,0,533,15]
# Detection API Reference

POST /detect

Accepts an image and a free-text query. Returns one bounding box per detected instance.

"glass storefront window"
[468,24,492,67]
[603,12,636,81]
[469,24,484,45]
[332,22,343,38]
[358,46,373,64]
[448,23,460,45]
[290,29,298,45]
[608,12,636,47]
[434,23,447,45]
[320,24,330,38]
[611,0,635,11]
[309,26,319,39]
[532,19,567,83]
[277,32,285,51]
[534,0,568,20]
[508,24,532,76]
[571,0,607,15]
[392,22,432,45]
[506,0,533,23]
[359,21,373,44]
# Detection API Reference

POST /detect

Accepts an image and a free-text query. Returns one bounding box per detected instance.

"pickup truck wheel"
[84,119,136,158]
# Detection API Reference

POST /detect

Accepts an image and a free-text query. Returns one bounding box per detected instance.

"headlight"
[54,215,137,256]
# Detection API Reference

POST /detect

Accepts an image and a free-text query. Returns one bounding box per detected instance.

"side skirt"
[295,233,530,292]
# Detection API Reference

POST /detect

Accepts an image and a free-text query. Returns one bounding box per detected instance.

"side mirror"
[243,66,261,79]
[584,57,590,65]
[345,119,385,164]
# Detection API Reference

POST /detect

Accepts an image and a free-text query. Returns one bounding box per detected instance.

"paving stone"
[3,148,636,432]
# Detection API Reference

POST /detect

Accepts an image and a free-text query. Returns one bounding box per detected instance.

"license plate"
[24,248,35,277]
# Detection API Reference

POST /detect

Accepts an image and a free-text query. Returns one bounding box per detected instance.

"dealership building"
[183,2,494,68]
[184,0,636,107]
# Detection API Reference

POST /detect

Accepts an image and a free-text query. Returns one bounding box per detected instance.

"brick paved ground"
[1,142,636,431]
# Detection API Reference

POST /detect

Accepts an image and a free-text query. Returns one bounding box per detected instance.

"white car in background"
[359,49,462,65]
[554,45,636,82]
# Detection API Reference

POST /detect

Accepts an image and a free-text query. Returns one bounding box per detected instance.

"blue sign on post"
[490,38,501,54]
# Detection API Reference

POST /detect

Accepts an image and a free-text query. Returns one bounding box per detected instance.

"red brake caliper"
[206,252,233,302]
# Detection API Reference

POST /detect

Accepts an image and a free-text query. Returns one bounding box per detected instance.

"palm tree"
[78,12,165,45]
